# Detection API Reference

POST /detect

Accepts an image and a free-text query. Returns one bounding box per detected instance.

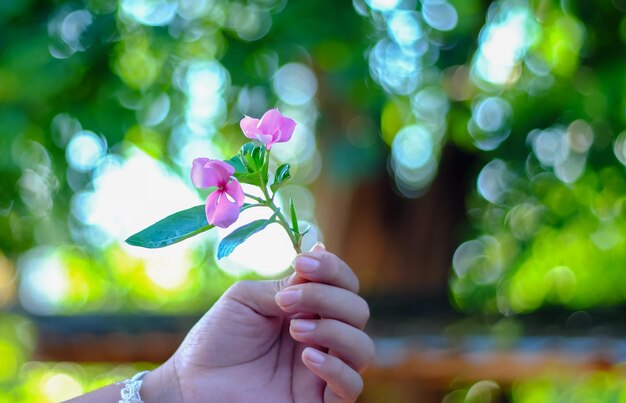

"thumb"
[223,242,327,317]
[222,278,291,318]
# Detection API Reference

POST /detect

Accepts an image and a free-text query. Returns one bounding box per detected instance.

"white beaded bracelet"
[118,370,150,403]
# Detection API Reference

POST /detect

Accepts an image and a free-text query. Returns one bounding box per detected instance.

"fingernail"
[309,242,326,252]
[275,289,301,307]
[293,256,320,273]
[304,348,325,366]
[291,319,316,332]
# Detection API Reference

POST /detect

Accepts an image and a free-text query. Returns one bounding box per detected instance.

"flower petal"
[206,160,235,178]
[240,116,261,139]
[204,191,219,225]
[255,133,276,148]
[224,179,245,207]
[276,116,296,143]
[191,158,218,188]
[206,190,240,228]
[191,159,234,188]
[257,109,282,136]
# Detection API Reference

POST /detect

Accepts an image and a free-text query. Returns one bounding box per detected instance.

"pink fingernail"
[309,242,326,252]
[275,289,301,306]
[294,256,319,273]
[291,319,316,332]
[304,348,325,366]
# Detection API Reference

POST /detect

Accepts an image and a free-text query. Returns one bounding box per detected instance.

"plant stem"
[244,193,265,203]
[259,150,302,254]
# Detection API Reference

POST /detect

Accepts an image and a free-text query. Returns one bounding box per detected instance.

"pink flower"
[239,109,296,150]
[191,158,244,228]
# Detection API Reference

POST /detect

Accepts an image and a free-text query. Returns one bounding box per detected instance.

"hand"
[156,244,374,403]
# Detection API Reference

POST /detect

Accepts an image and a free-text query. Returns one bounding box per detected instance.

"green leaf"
[225,154,247,174]
[239,142,265,171]
[251,146,266,170]
[227,142,269,186]
[217,216,276,259]
[233,171,264,186]
[289,197,299,235]
[270,163,291,193]
[240,142,257,155]
[126,205,213,248]
[243,152,256,171]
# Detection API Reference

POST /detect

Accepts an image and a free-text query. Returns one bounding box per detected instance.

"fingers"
[221,245,363,322]
[290,318,375,372]
[275,283,370,329]
[292,246,359,293]
[302,348,363,403]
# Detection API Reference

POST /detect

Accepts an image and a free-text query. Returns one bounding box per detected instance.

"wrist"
[140,360,183,402]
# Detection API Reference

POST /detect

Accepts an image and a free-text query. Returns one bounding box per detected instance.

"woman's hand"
[164,244,374,402]
[67,244,373,403]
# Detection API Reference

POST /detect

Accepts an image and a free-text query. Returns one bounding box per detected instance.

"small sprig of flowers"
[126,109,305,259]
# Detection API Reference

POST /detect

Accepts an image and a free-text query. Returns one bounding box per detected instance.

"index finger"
[291,244,359,293]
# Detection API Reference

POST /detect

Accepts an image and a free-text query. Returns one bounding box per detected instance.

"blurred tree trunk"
[316,146,474,301]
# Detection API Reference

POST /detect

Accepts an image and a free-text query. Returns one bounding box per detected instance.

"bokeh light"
[80,148,200,246]
[120,0,177,26]
[18,247,68,315]
[273,63,318,106]
[422,1,458,32]
[66,130,107,173]
[472,3,538,86]
[3,0,626,401]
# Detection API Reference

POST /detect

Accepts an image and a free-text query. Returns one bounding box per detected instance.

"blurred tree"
[4,0,626,401]
[2,0,626,318]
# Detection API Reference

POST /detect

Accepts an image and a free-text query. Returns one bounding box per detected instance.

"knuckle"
[276,276,290,291]
[363,338,376,368]
[334,359,362,399]
[334,357,349,380]
[353,276,360,293]
[315,320,336,343]
[344,373,364,401]
[355,374,364,394]
[317,251,333,269]
[357,298,371,327]
[305,284,325,307]
[225,280,253,297]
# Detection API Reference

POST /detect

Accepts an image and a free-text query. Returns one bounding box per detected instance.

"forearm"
[65,361,182,403]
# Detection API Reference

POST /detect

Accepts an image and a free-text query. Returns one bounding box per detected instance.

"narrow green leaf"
[217,217,275,259]
[289,198,299,235]
[126,205,213,248]
[270,163,291,193]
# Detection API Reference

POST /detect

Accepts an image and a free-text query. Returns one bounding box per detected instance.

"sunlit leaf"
[270,163,291,193]
[227,143,269,186]
[289,197,299,235]
[225,154,247,174]
[126,205,213,248]
[217,216,276,259]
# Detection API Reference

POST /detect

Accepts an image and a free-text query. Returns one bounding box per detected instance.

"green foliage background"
[3,0,626,400]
